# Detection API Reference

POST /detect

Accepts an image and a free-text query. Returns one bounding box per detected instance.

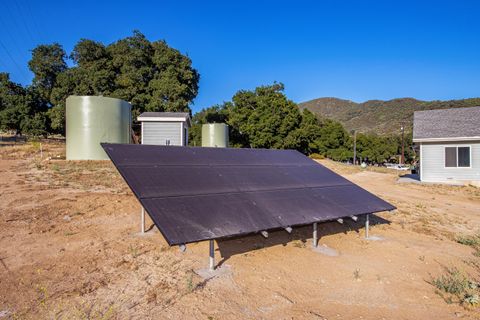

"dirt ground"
[0,141,479,319]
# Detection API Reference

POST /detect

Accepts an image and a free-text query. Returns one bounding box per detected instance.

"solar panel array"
[102,143,395,245]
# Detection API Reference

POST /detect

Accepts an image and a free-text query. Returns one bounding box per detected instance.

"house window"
[445,146,470,168]
[458,147,470,167]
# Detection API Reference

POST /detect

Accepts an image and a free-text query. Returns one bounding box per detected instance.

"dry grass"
[316,159,405,176]
[0,138,65,160]
[1,138,126,194]
[40,160,127,193]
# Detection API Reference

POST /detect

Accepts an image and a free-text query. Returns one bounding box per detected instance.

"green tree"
[189,82,411,163]
[283,109,322,154]
[69,39,115,95]
[28,43,67,104]
[356,133,398,163]
[21,111,47,136]
[190,84,353,158]
[227,83,302,148]
[44,30,200,133]
[0,73,47,135]
[107,30,154,111]
[0,73,26,132]
[317,119,351,159]
[147,40,200,113]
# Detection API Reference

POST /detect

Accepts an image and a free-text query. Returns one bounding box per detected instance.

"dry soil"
[0,141,479,319]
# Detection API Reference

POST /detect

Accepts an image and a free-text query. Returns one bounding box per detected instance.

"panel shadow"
[215,214,389,268]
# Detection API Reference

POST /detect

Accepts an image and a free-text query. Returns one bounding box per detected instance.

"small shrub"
[433,267,470,295]
[464,294,480,306]
[186,274,195,293]
[309,153,325,160]
[292,240,305,248]
[30,141,41,150]
[129,245,139,258]
[36,285,48,307]
[456,232,480,256]
[456,233,480,247]
[431,266,480,308]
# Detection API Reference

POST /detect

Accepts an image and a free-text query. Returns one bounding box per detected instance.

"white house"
[413,106,480,185]
[138,112,191,146]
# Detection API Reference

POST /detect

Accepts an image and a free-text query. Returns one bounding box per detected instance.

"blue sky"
[0,0,479,113]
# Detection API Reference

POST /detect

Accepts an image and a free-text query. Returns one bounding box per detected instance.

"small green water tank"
[66,96,131,160]
[201,123,229,148]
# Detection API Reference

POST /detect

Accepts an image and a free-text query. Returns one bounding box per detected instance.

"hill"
[299,97,480,135]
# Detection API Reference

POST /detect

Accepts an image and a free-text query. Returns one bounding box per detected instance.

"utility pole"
[351,130,357,165]
[400,125,405,165]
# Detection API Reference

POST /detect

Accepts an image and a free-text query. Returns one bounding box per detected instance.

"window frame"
[444,145,472,169]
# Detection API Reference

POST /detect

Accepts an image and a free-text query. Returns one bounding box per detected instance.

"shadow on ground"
[216,214,390,267]
[398,173,420,181]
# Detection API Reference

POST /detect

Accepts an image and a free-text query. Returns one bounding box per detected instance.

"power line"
[0,56,7,71]
[0,1,33,46]
[0,39,30,83]
[0,15,26,60]
[23,0,45,43]
[0,2,33,84]
[12,0,36,43]
[0,14,31,83]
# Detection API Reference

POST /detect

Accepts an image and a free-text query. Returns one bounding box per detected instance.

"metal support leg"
[365,214,370,239]
[313,222,318,248]
[209,240,215,271]
[141,207,145,234]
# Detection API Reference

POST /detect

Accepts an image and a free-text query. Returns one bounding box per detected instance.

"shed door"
[142,122,182,146]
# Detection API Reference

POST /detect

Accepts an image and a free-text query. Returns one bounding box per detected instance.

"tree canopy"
[28,43,67,104]
[190,83,413,164]
[0,73,47,135]
[191,83,352,159]
[0,30,199,135]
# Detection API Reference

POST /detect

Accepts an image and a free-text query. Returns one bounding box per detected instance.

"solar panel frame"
[102,143,396,245]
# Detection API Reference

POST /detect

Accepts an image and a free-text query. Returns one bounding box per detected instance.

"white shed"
[138,112,191,146]
[413,106,480,185]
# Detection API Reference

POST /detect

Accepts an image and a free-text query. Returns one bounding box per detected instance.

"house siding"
[142,122,183,146]
[420,140,480,183]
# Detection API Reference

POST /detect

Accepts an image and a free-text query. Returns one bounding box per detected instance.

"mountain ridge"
[298,97,480,135]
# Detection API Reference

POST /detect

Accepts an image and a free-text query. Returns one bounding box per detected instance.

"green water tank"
[66,96,131,160]
[201,123,229,147]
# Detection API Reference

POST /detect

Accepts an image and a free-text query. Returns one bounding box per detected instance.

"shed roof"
[413,106,480,142]
[138,112,191,126]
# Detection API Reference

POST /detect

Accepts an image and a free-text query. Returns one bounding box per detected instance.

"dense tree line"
[0,31,199,135]
[0,31,412,164]
[0,73,48,136]
[190,83,414,164]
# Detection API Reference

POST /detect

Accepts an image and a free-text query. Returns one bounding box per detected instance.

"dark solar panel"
[102,143,395,245]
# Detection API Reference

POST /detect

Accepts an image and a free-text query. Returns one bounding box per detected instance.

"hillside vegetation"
[191,83,414,164]
[299,97,480,135]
